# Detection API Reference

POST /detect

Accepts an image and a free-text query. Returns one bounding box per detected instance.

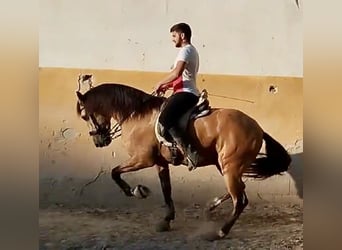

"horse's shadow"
[288,152,303,199]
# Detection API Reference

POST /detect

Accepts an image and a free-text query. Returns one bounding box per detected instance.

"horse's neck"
[120,109,159,136]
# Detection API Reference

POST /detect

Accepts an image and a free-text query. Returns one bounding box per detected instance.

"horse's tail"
[244,132,291,179]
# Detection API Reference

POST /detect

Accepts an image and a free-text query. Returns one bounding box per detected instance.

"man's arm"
[155,60,186,90]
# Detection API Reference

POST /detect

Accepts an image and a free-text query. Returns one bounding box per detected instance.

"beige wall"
[39,0,302,207]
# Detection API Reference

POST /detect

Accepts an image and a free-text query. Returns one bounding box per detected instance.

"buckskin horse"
[75,75,291,241]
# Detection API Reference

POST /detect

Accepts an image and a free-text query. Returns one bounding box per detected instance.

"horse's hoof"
[131,185,151,199]
[155,220,171,232]
[201,230,224,241]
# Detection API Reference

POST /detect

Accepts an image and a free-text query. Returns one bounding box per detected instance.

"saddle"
[155,89,211,165]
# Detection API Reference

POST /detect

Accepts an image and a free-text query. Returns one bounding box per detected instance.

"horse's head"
[76,91,112,148]
[76,81,166,148]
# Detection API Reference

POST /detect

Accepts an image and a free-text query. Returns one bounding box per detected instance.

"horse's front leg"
[111,157,153,198]
[155,163,175,232]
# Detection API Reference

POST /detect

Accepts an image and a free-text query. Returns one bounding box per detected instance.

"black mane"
[77,83,166,121]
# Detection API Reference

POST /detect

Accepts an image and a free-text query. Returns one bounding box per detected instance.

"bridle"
[76,74,123,140]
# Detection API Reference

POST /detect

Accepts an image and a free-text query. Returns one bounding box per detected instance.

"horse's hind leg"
[204,193,231,220]
[219,171,248,237]
[203,163,248,241]
[155,163,175,232]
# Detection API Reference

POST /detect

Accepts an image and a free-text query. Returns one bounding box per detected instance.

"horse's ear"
[76,91,85,103]
[82,74,92,82]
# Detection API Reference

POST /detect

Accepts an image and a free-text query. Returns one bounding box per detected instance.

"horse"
[75,76,291,241]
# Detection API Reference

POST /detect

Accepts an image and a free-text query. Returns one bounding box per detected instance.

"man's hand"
[155,83,169,95]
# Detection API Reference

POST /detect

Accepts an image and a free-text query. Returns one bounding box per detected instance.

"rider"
[155,22,200,169]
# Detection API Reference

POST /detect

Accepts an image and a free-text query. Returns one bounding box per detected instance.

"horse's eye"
[89,131,97,136]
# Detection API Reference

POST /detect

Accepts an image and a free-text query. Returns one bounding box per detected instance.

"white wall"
[39,0,302,76]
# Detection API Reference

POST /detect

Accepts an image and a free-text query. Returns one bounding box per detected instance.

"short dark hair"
[170,23,192,42]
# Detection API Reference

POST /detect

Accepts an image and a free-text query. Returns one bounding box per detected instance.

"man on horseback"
[155,22,200,170]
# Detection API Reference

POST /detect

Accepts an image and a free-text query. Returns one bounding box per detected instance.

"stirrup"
[186,148,199,171]
[187,157,197,171]
[170,142,179,165]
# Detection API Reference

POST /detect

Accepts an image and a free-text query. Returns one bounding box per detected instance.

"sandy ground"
[39,201,303,250]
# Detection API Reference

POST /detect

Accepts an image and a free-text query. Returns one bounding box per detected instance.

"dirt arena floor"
[39,200,303,250]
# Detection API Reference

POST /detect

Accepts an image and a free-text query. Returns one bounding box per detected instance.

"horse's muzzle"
[95,142,105,148]
[92,133,112,148]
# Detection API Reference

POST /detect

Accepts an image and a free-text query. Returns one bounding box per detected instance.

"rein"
[109,122,122,139]
[108,110,136,140]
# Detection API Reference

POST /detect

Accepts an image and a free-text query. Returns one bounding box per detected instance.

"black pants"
[159,92,199,131]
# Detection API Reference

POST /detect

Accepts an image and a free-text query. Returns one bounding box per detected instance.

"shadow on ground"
[288,152,303,199]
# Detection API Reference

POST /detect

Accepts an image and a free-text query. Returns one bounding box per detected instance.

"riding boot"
[168,127,199,171]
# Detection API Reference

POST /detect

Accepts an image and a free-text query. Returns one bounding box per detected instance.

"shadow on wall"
[288,152,303,199]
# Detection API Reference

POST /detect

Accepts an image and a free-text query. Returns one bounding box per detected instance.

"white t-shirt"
[172,44,200,96]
